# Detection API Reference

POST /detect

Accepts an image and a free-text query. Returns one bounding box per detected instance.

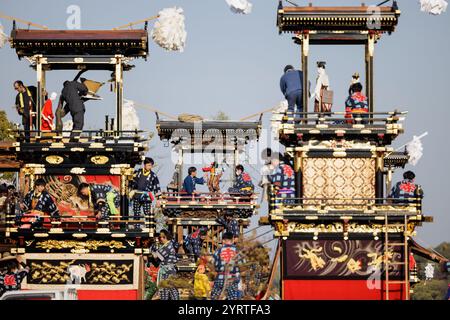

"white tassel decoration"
[420,0,448,15]
[151,7,187,52]
[122,99,140,131]
[406,132,428,166]
[226,0,253,14]
[0,23,8,49]
[271,100,288,139]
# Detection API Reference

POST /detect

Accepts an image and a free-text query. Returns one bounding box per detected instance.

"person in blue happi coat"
[389,171,423,204]
[211,232,244,300]
[182,167,205,195]
[151,229,179,300]
[183,227,208,260]
[130,157,161,230]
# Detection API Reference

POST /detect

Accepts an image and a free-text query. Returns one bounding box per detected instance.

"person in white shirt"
[314,61,331,114]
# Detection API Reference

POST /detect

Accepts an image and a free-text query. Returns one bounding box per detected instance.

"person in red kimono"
[41,91,57,132]
[345,82,369,124]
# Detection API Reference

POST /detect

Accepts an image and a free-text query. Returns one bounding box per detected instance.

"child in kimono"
[194,264,211,300]
[151,230,179,300]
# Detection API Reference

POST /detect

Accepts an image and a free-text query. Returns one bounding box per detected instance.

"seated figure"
[182,167,205,195]
[228,165,254,195]
[345,82,369,124]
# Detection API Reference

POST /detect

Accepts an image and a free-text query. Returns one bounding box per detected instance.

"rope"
[132,101,178,120]
[112,15,159,30]
[260,237,277,247]
[244,224,267,235]
[0,12,49,30]
[239,106,277,121]
[245,229,274,242]
[178,114,204,122]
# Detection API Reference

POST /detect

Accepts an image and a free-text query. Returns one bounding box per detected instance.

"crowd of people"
[4,63,425,300]
[13,71,91,142]
[12,62,374,143]
[279,62,369,122]
[146,228,244,300]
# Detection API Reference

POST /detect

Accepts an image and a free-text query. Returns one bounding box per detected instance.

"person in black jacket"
[13,81,37,142]
[55,70,89,138]
[60,79,88,140]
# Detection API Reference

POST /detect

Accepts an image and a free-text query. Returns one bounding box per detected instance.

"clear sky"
[0,0,449,247]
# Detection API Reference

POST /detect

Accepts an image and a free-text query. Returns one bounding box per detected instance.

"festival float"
[260,1,443,300]
[4,26,151,300]
[0,1,448,301]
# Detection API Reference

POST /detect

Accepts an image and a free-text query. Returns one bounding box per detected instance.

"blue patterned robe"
[389,179,423,204]
[131,169,161,201]
[228,172,254,194]
[269,164,296,204]
[22,190,59,217]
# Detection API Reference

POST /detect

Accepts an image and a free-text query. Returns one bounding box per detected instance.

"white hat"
[0,252,16,262]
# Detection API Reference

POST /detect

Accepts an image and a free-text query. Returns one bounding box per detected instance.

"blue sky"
[0,0,449,246]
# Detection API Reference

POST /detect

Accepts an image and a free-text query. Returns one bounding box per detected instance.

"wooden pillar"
[301,33,309,115]
[294,150,303,200]
[233,143,239,184]
[138,255,145,300]
[36,55,45,134]
[177,147,184,191]
[365,34,375,115]
[177,225,184,253]
[280,239,285,300]
[386,166,393,198]
[375,154,384,204]
[120,171,129,221]
[115,55,124,132]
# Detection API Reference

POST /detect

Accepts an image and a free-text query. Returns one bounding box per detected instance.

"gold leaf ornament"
[46,155,64,165]
[91,155,109,165]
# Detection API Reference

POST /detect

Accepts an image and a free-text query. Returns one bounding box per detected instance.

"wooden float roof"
[156,119,261,143]
[10,29,148,58]
[277,3,401,42]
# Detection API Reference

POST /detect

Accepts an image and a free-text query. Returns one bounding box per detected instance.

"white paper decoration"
[226,0,253,14]
[122,99,140,131]
[406,132,428,166]
[0,23,8,49]
[151,7,187,52]
[271,100,288,139]
[424,263,435,280]
[420,0,448,15]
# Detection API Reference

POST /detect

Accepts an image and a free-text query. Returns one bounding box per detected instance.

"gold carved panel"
[303,158,375,204]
